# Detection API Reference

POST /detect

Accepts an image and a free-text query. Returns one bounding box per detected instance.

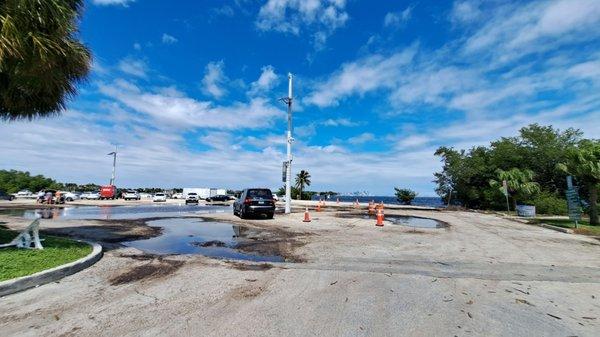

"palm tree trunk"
[589,185,598,225]
[511,196,517,212]
[299,185,303,200]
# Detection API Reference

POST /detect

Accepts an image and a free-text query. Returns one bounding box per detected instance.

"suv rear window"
[247,189,272,198]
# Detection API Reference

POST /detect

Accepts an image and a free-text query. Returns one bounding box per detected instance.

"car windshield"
[247,189,272,198]
[188,193,197,196]
[155,193,165,196]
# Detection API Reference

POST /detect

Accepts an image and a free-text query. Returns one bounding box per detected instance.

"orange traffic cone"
[316,202,321,212]
[303,207,311,222]
[368,201,375,215]
[376,209,384,227]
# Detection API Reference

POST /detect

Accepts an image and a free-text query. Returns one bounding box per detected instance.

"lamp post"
[283,73,293,214]
[107,145,117,186]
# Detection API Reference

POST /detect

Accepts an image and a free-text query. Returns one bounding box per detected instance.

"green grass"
[0,227,92,282]
[532,218,600,236]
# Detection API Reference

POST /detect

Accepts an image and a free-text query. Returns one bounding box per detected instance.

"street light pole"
[108,145,117,186]
[285,73,293,214]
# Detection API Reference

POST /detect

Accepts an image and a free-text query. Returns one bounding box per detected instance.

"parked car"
[153,193,167,202]
[206,195,231,203]
[272,194,279,202]
[171,193,183,199]
[139,193,152,199]
[0,190,15,201]
[185,192,199,205]
[15,189,32,197]
[233,188,276,219]
[123,190,141,200]
[81,192,100,200]
[61,191,80,202]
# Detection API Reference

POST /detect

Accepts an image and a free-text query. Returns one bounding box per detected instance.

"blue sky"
[1,0,600,196]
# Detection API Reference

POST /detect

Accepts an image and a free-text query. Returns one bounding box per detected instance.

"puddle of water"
[0,204,229,220]
[337,212,447,228]
[124,218,284,262]
[387,215,447,229]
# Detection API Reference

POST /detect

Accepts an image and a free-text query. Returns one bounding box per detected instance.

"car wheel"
[239,207,246,219]
[67,197,73,202]
[266,213,274,219]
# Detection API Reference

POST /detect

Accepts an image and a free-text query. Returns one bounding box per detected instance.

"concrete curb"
[535,223,574,234]
[0,241,103,297]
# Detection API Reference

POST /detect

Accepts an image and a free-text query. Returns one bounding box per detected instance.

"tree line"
[434,124,599,224]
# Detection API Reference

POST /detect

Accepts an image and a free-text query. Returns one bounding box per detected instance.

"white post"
[108,145,117,186]
[285,73,293,214]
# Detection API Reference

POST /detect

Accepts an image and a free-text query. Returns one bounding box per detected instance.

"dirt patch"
[573,228,600,237]
[232,285,265,299]
[109,259,184,285]
[226,261,274,271]
[116,253,162,261]
[40,218,164,249]
[197,216,311,262]
[191,240,226,247]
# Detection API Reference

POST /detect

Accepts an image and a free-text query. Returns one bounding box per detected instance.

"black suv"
[206,195,231,203]
[0,190,15,201]
[233,188,275,219]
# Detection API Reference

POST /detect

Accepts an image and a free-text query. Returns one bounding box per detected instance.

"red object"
[244,198,252,205]
[303,207,311,222]
[376,209,384,227]
[100,185,117,199]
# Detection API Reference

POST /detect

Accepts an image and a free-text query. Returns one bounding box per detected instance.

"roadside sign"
[565,176,582,227]
[282,161,288,182]
[502,180,510,212]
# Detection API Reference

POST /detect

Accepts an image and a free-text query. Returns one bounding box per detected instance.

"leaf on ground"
[515,299,535,306]
[329,281,338,285]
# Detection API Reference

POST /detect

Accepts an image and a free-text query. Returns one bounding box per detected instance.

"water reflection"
[124,218,284,262]
[1,204,229,220]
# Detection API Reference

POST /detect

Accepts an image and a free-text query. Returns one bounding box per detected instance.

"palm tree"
[295,170,311,200]
[558,140,600,225]
[490,168,540,211]
[0,0,91,120]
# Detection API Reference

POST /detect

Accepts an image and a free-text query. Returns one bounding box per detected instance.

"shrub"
[394,188,417,205]
[528,192,568,215]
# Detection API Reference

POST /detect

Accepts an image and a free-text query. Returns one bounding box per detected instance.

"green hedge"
[528,192,568,215]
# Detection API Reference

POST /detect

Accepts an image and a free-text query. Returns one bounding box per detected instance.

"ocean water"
[311,195,444,208]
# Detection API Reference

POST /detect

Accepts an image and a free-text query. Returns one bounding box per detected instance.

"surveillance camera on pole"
[280,73,294,214]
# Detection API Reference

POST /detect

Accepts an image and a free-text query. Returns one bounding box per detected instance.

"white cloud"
[450,0,482,24]
[248,65,279,96]
[98,79,281,130]
[383,6,413,28]
[321,118,359,127]
[161,33,178,44]
[117,58,148,78]
[463,0,600,63]
[92,0,134,6]
[304,46,417,107]
[348,132,374,145]
[133,43,141,50]
[201,61,228,99]
[212,5,235,17]
[256,0,349,49]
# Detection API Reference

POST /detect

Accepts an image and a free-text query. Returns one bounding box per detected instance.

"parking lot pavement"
[0,209,598,336]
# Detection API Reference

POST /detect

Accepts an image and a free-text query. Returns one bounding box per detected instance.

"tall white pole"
[109,145,117,186]
[285,73,293,214]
